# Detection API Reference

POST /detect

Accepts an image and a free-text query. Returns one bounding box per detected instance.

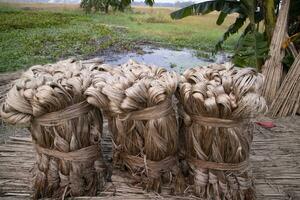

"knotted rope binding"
[35,144,100,162]
[118,100,173,121]
[34,101,92,126]
[120,153,178,179]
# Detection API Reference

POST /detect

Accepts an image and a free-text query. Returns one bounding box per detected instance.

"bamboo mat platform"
[0,117,300,200]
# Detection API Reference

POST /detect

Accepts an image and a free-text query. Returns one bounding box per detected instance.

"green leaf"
[290,0,300,19]
[216,11,228,25]
[215,15,247,51]
[80,0,155,13]
[144,0,154,6]
[170,0,242,20]
[233,31,269,68]
[282,52,295,70]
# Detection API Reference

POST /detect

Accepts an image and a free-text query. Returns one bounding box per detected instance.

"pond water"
[103,46,230,73]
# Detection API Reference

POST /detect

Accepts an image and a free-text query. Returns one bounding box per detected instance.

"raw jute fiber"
[86,60,184,193]
[261,0,290,105]
[270,53,300,117]
[177,63,267,200]
[0,59,106,199]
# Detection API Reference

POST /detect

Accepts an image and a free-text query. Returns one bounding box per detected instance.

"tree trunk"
[264,0,276,43]
[105,4,109,14]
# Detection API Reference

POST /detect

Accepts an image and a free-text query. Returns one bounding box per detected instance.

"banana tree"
[170,0,279,69]
[81,0,154,13]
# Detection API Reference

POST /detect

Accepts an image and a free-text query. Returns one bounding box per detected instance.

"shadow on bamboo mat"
[0,116,299,199]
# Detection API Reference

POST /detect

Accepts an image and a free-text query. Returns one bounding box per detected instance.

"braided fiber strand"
[86,60,184,193]
[177,63,267,200]
[0,59,106,199]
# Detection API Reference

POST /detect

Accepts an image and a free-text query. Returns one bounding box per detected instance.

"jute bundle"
[177,63,267,199]
[86,60,184,193]
[0,59,106,199]
[261,0,290,105]
[0,71,22,104]
[270,53,300,117]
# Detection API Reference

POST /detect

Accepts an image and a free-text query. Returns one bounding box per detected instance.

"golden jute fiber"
[86,60,184,193]
[270,53,300,117]
[177,63,267,199]
[0,59,106,199]
[261,0,290,105]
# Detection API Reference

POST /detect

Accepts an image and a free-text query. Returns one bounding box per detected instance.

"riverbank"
[0,3,239,72]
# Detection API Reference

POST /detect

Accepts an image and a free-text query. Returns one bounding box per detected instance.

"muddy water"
[103,46,230,73]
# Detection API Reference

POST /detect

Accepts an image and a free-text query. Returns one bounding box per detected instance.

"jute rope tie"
[34,101,100,162]
[180,109,250,171]
[113,99,178,178]
[120,153,178,179]
[189,115,247,128]
[180,108,248,128]
[35,144,100,162]
[188,157,249,171]
[117,99,173,121]
[34,101,92,126]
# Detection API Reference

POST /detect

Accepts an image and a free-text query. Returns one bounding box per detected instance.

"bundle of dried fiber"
[86,60,184,193]
[0,71,22,103]
[0,59,106,199]
[177,63,267,199]
[270,53,300,117]
[261,0,290,105]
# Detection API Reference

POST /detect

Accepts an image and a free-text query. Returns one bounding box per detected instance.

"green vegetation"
[80,0,154,13]
[171,0,269,69]
[0,7,115,72]
[171,0,300,69]
[0,3,239,72]
[0,9,75,31]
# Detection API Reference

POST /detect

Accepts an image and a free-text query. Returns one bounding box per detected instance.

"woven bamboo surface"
[0,117,300,200]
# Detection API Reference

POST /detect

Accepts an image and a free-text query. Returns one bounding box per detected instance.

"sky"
[135,0,205,2]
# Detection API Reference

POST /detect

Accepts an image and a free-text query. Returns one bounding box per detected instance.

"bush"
[0,9,75,31]
[129,13,171,24]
